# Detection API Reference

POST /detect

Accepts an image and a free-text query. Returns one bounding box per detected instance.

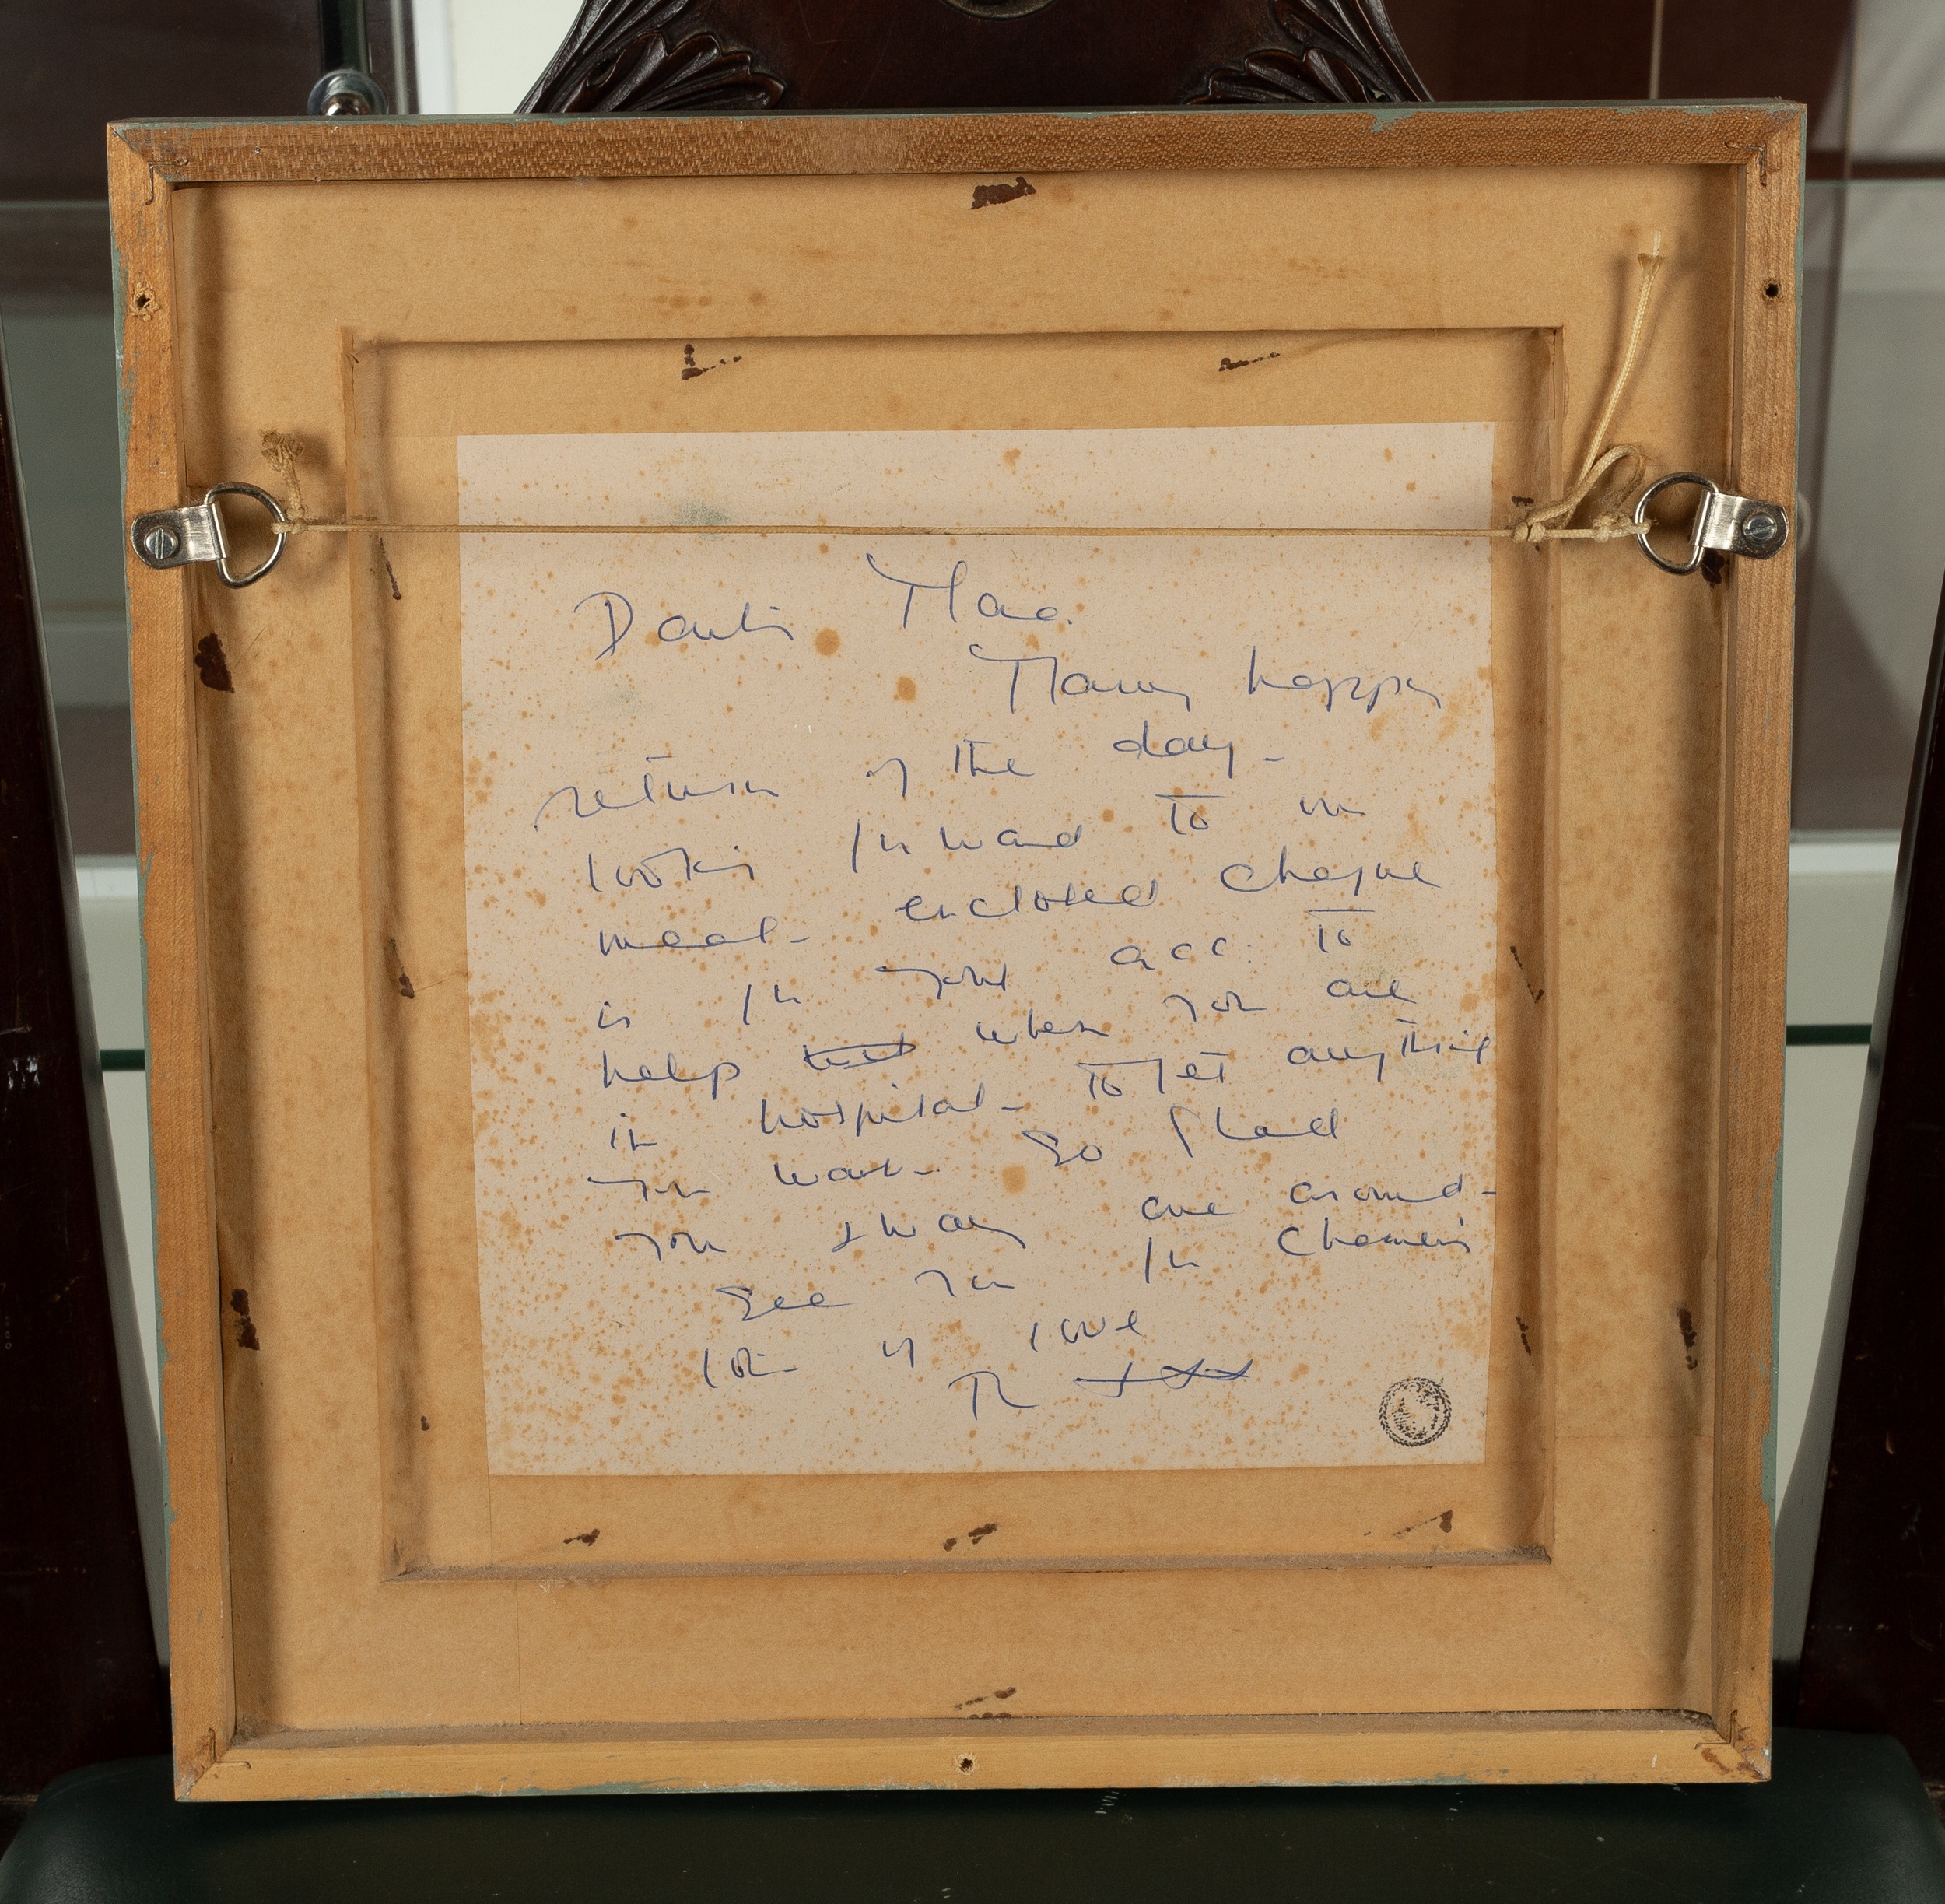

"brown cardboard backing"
[115,110,1793,1792]
[349,328,1551,1576]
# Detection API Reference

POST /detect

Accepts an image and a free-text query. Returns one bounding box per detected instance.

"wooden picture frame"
[111,104,1796,1800]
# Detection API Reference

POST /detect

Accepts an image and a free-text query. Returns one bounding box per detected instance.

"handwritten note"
[458,426,1497,1475]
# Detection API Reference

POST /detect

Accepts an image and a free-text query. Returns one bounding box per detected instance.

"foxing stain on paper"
[457,425,1498,1476]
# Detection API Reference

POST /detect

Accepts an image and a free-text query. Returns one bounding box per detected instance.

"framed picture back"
[110,103,1797,1799]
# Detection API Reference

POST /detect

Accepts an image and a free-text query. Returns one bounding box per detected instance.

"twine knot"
[259,429,309,524]
[1504,239,1665,549]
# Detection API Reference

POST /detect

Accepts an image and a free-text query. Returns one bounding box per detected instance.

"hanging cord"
[1504,233,1664,546]
[268,244,1666,549]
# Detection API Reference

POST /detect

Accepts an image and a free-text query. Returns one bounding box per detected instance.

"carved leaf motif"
[1190,0,1434,106]
[520,0,784,114]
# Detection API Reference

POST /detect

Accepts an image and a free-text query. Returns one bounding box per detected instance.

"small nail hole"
[1763,282,1781,300]
[958,1756,976,1773]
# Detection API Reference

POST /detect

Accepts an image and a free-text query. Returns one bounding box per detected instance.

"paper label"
[457,426,1498,1475]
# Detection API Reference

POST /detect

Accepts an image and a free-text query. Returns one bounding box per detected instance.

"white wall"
[412,0,584,113]
[73,860,165,1659]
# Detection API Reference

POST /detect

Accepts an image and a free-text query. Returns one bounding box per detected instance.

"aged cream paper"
[458,426,1497,1475]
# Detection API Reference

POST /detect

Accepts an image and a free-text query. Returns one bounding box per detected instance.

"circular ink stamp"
[1379,1376,1452,1447]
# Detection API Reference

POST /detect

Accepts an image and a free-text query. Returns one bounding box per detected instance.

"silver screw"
[142,524,180,563]
[309,69,387,116]
[1742,510,1781,549]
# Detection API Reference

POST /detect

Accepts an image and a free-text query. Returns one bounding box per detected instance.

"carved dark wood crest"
[519,0,784,114]
[520,0,1434,119]
[1189,0,1433,105]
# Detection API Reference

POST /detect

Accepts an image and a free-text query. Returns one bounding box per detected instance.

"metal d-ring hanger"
[1632,472,1791,576]
[131,482,289,589]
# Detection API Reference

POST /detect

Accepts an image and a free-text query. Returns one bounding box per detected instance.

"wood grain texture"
[1708,111,1800,1773]
[107,131,237,1796]
[197,1713,1755,1799]
[110,103,1800,185]
[108,106,1793,1798]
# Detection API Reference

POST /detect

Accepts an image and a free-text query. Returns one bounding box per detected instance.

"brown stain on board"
[1697,1743,1761,1781]
[229,1288,258,1352]
[194,632,233,692]
[1218,350,1282,372]
[955,1686,1018,1713]
[681,343,742,380]
[970,176,1036,210]
[1676,1306,1699,1370]
[1395,1507,1453,1538]
[563,1528,600,1547]
[1509,943,1544,1005]
[942,1521,1000,1552]
[1516,1315,1533,1357]
[387,938,416,999]
[378,538,402,601]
